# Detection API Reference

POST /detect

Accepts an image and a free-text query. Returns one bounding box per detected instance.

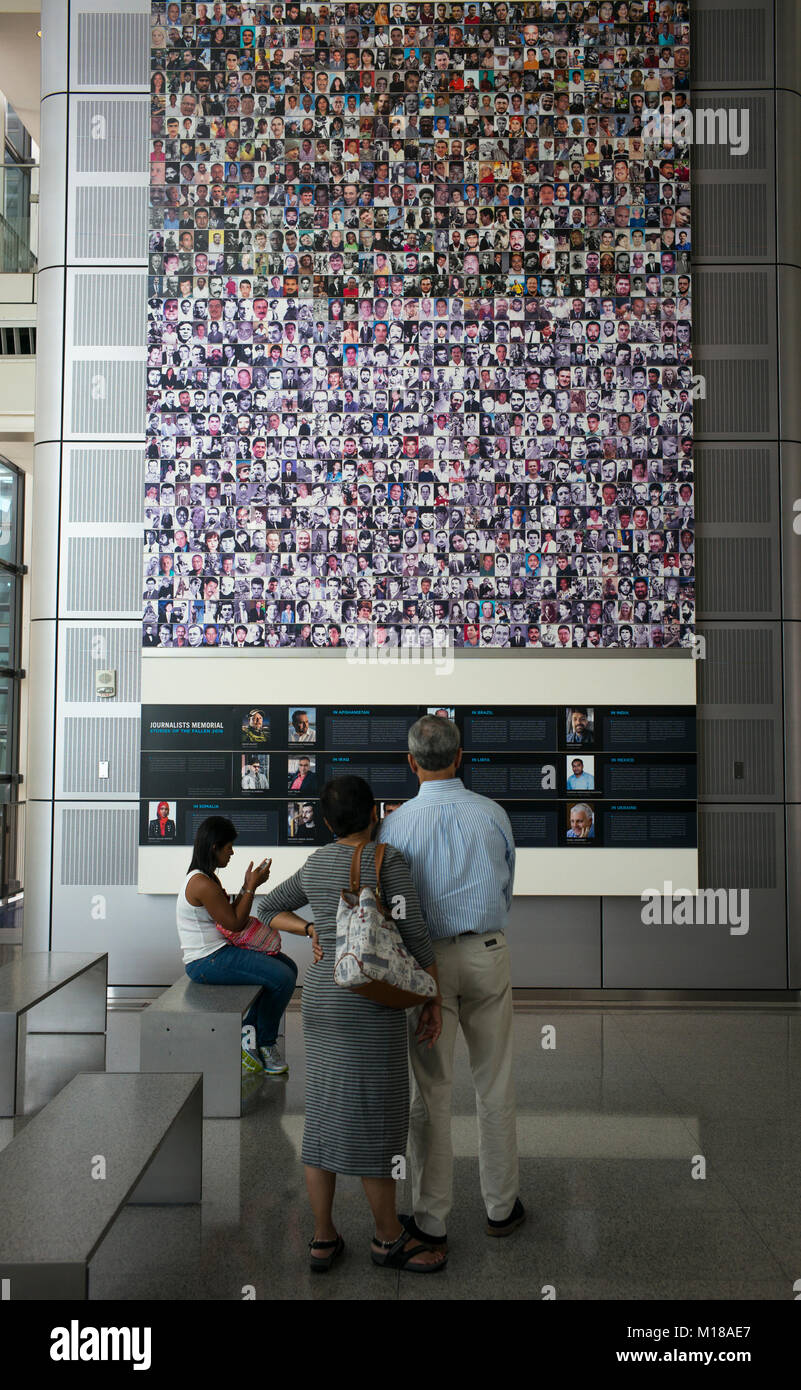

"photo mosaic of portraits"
[146,0,694,651]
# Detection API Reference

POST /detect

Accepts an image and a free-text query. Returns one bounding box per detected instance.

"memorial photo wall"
[140,702,697,848]
[147,1,694,651]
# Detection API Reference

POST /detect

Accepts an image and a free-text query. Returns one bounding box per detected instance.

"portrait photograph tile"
[146,0,694,650]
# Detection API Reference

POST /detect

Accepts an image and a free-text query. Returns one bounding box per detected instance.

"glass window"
[0,462,20,567]
[0,801,23,896]
[0,455,23,900]
[0,572,16,666]
[0,680,13,776]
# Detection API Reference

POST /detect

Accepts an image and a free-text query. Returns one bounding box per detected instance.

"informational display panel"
[141,701,696,850]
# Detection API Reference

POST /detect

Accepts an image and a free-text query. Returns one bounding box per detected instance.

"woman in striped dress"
[256,775,447,1273]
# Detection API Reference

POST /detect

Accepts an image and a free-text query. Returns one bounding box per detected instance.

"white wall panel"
[140,844,698,901]
[52,803,179,983]
[40,0,70,101]
[33,267,65,445]
[37,95,68,271]
[28,443,61,620]
[23,801,55,954]
[141,651,698,708]
[25,622,58,801]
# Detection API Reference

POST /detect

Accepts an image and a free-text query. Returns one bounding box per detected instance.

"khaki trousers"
[408,930,518,1235]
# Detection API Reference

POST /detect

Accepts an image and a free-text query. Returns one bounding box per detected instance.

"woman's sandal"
[370,1229,448,1273]
[308,1233,345,1273]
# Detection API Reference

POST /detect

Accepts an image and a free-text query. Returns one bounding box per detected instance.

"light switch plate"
[98,761,109,779]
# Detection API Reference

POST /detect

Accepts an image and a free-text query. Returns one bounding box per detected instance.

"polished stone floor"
[4,1004,801,1299]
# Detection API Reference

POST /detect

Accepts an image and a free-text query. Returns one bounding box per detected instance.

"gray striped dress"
[255,841,435,1177]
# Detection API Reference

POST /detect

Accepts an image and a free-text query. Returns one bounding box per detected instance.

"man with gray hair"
[377,714,523,1248]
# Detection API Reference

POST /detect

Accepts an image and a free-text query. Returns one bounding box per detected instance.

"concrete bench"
[0,1070,202,1299]
[140,976,263,1117]
[0,952,107,1115]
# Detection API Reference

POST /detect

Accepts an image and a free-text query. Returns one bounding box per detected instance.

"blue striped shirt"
[376,778,516,939]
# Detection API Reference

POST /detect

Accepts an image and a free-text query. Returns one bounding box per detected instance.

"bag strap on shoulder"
[349,841,386,895]
[349,843,363,892]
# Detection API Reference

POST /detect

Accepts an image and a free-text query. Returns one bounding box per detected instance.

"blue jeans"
[185,945,298,1048]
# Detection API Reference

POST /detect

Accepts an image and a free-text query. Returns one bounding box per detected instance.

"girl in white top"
[176,868,234,963]
[178,815,320,1075]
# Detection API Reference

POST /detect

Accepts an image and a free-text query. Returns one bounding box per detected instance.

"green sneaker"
[241,1024,263,1073]
[242,1045,264,1074]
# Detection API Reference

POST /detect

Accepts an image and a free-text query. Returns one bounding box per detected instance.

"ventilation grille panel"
[696,537,774,616]
[74,186,148,261]
[698,717,778,797]
[75,98,149,172]
[62,717,140,794]
[75,13,149,87]
[692,184,770,260]
[73,273,146,347]
[63,537,141,614]
[690,97,769,171]
[67,448,143,524]
[698,809,779,889]
[695,447,773,523]
[63,627,141,703]
[693,359,772,435]
[695,271,771,345]
[691,8,769,85]
[70,360,145,435]
[0,327,36,355]
[696,626,778,706]
[60,807,138,885]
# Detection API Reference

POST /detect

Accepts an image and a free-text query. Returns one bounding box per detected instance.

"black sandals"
[398,1212,448,1250]
[370,1229,448,1273]
[308,1233,345,1272]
